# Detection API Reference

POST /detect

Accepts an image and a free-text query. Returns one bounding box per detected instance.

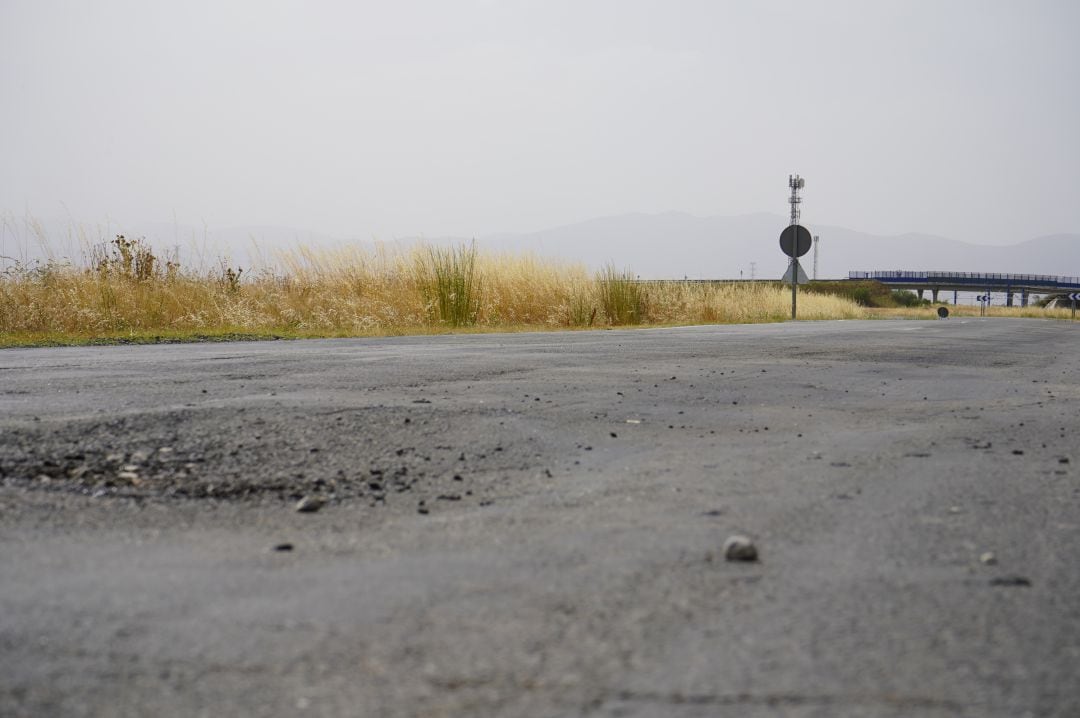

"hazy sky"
[2,0,1078,245]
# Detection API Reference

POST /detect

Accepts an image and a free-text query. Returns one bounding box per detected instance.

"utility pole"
[788,174,805,320]
[812,235,819,280]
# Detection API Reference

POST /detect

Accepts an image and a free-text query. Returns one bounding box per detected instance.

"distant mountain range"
[476,212,1080,281]
[3,212,1077,280]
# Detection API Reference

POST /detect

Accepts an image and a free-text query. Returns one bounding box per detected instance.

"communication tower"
[788,174,804,226]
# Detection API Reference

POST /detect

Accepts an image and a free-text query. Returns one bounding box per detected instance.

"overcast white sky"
[2,0,1078,245]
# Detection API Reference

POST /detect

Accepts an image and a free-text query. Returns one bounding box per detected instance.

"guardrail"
[848,271,1080,288]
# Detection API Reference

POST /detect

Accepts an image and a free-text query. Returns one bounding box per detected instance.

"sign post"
[779,226,811,319]
[1069,292,1080,319]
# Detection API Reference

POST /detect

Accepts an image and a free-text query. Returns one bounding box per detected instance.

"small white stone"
[980,552,998,565]
[723,535,759,562]
[295,496,325,513]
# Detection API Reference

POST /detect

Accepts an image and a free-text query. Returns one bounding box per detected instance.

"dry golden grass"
[644,280,866,323]
[0,237,878,344]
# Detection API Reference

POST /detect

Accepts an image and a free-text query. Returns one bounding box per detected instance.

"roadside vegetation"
[867,305,1076,320]
[801,280,927,308]
[803,279,1076,318]
[2,236,869,346]
[3,236,1072,347]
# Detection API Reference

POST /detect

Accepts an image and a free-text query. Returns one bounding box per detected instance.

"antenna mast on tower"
[788,174,804,226]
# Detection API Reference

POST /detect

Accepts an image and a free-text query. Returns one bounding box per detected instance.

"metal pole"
[1073,297,1076,320]
[791,259,797,320]
[788,175,800,321]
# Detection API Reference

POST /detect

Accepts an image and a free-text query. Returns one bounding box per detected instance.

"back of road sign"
[779,225,812,258]
[781,260,809,285]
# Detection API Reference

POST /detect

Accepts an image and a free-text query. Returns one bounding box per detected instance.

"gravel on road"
[1,318,1078,717]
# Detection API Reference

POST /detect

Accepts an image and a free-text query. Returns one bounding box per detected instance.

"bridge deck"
[849,271,1080,293]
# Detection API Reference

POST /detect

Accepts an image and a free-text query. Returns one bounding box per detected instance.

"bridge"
[848,271,1080,306]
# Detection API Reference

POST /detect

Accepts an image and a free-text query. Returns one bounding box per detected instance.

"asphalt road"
[1,318,1078,718]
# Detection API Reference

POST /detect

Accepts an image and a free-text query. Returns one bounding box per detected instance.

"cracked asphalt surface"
[1,318,1078,717]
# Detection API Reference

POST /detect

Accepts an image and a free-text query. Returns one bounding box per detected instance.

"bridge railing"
[849,270,1080,287]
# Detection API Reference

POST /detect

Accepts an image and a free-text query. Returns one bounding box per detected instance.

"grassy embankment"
[867,305,1076,319]
[1,237,867,346]
[803,279,1077,319]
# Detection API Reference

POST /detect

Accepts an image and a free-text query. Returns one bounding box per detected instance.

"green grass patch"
[414,242,482,327]
[597,264,649,325]
[802,280,907,308]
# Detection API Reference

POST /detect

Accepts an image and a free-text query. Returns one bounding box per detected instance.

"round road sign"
[937,306,949,319]
[779,225,812,258]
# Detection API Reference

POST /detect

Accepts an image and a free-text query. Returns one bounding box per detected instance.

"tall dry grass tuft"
[473,251,593,327]
[1,235,881,341]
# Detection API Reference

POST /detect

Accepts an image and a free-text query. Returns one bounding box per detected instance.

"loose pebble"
[295,496,325,513]
[723,535,759,562]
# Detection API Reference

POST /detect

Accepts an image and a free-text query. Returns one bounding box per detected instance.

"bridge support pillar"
[1021,290,1028,307]
[917,289,924,300]
[932,288,939,303]
[953,290,958,305]
[1007,291,1014,307]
